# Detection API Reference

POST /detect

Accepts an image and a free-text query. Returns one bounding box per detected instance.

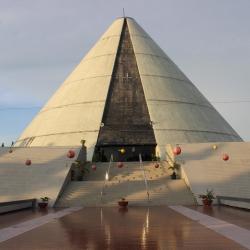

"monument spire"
[15,17,242,161]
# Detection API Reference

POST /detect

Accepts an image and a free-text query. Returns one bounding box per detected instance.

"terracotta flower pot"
[202,198,213,206]
[118,200,128,207]
[38,202,48,209]
[171,172,177,180]
[154,163,159,168]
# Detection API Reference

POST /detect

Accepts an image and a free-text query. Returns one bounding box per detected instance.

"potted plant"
[152,154,160,162]
[73,160,89,181]
[38,197,50,209]
[118,198,128,207]
[152,154,161,168]
[168,162,180,179]
[80,139,86,147]
[199,189,215,206]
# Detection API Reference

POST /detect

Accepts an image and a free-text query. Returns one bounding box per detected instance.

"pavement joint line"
[0,207,82,243]
[169,205,250,250]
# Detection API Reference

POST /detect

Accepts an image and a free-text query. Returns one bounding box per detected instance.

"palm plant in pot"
[38,197,50,209]
[168,162,180,179]
[199,189,215,206]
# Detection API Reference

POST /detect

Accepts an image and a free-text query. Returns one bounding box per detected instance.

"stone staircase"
[56,161,196,207]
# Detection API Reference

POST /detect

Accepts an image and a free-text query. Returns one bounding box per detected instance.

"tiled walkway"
[0,207,82,243]
[187,205,250,230]
[0,208,61,230]
[170,206,250,249]
[0,206,248,249]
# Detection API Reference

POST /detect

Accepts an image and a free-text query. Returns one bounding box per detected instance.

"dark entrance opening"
[94,18,157,162]
[94,145,156,162]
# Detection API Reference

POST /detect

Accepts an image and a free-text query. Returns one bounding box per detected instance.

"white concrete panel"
[19,103,103,135]
[98,18,124,40]
[25,132,97,161]
[0,147,81,206]
[43,76,110,108]
[148,102,238,132]
[139,75,210,105]
[17,103,104,160]
[63,18,124,83]
[170,142,250,209]
[134,54,187,81]
[127,18,188,80]
[63,54,116,84]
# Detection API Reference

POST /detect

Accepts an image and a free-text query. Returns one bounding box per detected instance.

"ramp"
[0,147,81,206]
[172,142,250,209]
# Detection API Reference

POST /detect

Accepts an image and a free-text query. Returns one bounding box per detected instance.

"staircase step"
[56,162,196,207]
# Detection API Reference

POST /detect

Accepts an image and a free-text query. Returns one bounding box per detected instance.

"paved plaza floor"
[0,206,249,249]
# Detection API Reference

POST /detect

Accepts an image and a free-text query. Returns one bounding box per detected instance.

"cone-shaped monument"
[16,17,242,161]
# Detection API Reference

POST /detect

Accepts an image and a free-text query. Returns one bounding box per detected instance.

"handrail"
[0,199,36,214]
[165,150,175,165]
[100,154,113,202]
[217,196,250,205]
[165,148,185,166]
[139,154,150,202]
[0,199,36,207]
[106,154,113,181]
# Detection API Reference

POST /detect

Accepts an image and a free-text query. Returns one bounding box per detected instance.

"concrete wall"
[0,147,82,206]
[167,142,250,209]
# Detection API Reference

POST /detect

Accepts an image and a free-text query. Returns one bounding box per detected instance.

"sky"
[1,0,250,145]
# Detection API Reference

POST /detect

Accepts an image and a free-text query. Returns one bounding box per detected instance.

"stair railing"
[165,151,174,164]
[139,154,150,202]
[100,154,113,202]
[106,154,113,181]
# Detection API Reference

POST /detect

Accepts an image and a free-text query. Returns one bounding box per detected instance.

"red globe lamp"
[25,159,32,166]
[117,162,124,168]
[173,146,181,155]
[223,154,229,161]
[67,150,75,159]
